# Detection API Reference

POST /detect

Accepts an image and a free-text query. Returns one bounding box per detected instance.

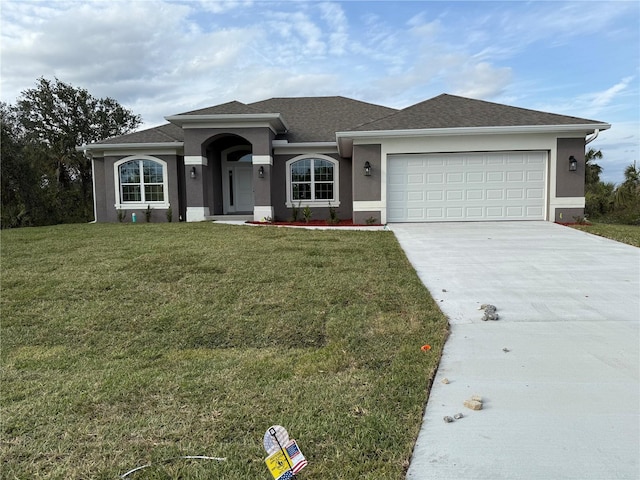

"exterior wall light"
[190,166,197,178]
[364,161,372,176]
[258,165,265,178]
[569,156,577,172]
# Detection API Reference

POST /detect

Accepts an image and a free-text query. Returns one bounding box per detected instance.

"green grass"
[570,222,640,247]
[1,223,448,479]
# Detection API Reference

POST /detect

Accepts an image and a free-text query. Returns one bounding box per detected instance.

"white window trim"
[114,155,170,210]
[285,154,340,208]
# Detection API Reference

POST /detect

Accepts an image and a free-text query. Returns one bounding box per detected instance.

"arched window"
[285,155,340,207]
[114,156,169,209]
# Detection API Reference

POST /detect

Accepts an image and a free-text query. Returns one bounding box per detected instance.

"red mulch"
[248,219,382,227]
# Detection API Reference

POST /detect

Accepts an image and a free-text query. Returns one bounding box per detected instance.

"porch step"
[207,215,253,222]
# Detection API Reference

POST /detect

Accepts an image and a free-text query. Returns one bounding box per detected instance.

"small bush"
[328,203,339,225]
[166,206,173,223]
[116,209,127,223]
[145,205,152,223]
[290,203,300,222]
[302,205,312,223]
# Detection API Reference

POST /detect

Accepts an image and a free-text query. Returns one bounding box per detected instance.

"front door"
[223,151,254,214]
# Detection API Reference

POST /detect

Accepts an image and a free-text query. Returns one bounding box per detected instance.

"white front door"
[224,164,254,213]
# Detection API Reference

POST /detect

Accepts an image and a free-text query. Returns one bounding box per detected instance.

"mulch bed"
[248,220,382,227]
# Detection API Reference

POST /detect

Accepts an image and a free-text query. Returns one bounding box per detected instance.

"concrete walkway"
[389,222,639,480]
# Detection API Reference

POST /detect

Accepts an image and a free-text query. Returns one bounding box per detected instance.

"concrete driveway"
[389,222,639,480]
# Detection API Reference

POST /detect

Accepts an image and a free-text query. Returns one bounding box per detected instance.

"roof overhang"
[76,142,184,157]
[336,123,611,157]
[165,113,289,134]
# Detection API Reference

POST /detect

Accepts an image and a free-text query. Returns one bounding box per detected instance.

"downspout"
[585,129,599,145]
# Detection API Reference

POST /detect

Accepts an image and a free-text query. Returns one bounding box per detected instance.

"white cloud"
[197,0,253,14]
[450,62,512,99]
[0,0,637,146]
[319,2,349,55]
[591,76,634,110]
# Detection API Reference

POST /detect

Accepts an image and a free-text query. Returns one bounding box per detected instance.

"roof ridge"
[437,93,604,123]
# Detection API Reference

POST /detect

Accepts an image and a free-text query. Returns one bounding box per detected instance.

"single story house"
[81,94,610,224]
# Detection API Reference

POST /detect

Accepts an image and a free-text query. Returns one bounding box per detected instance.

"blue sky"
[1,0,638,183]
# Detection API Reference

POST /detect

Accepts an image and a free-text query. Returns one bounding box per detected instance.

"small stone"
[482,312,499,321]
[441,377,449,384]
[503,347,510,352]
[453,413,463,419]
[443,416,454,423]
[442,289,447,292]
[464,399,483,410]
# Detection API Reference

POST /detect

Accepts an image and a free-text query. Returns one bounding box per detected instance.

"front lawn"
[1,223,448,479]
[570,222,640,247]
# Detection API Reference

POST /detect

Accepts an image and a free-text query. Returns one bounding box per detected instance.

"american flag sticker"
[276,471,295,480]
[284,440,308,474]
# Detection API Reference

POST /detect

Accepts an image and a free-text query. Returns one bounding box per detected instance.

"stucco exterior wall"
[556,137,586,197]
[271,153,352,221]
[184,127,273,157]
[353,144,382,201]
[92,157,108,222]
[95,153,181,222]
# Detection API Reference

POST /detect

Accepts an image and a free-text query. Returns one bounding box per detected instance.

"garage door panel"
[486,189,504,200]
[387,151,546,222]
[407,191,424,201]
[446,190,464,201]
[486,171,504,182]
[507,171,524,181]
[527,171,544,181]
[527,188,544,199]
[427,173,444,184]
[466,190,483,200]
[447,172,464,183]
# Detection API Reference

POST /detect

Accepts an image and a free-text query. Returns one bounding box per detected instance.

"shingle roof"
[93,94,606,148]
[100,122,184,144]
[248,96,398,142]
[176,100,262,115]
[354,94,605,131]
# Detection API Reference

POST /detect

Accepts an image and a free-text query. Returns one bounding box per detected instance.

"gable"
[354,94,606,131]
[248,96,398,142]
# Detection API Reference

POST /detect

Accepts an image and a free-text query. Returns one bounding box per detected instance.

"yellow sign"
[264,449,293,479]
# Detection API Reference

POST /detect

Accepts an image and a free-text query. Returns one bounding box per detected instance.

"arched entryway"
[222,146,253,214]
[203,134,254,217]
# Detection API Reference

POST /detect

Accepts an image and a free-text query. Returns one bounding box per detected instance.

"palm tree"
[585,148,603,189]
[614,161,640,207]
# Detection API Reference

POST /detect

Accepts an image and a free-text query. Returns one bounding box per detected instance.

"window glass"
[290,158,335,202]
[118,159,164,203]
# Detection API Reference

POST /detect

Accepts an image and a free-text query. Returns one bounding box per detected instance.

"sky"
[1,0,638,184]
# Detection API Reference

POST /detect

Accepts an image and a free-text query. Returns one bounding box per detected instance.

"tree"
[4,78,141,226]
[614,161,640,211]
[585,148,603,190]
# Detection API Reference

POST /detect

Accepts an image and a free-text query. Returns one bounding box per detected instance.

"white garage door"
[387,151,547,222]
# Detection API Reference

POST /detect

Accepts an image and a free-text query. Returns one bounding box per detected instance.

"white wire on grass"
[120,456,227,478]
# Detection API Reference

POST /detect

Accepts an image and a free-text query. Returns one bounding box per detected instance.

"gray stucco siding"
[184,127,274,157]
[353,211,382,225]
[556,137,586,198]
[97,154,181,222]
[271,153,352,221]
[554,207,586,223]
[352,144,382,201]
[92,157,108,222]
